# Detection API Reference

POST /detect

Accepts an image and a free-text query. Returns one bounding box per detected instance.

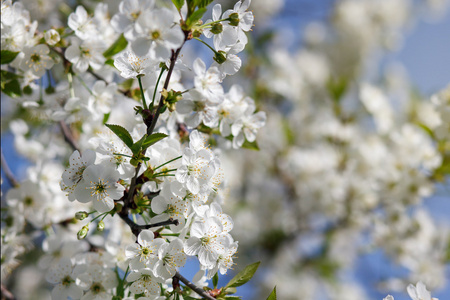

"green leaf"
[120,78,134,90]
[242,139,260,151]
[130,134,147,155]
[142,132,168,149]
[224,297,241,300]
[1,70,22,81]
[102,113,110,124]
[225,135,260,151]
[186,8,207,27]
[103,34,128,58]
[212,272,219,289]
[104,58,115,67]
[326,76,348,103]
[225,261,260,289]
[2,79,22,97]
[114,267,125,298]
[172,0,185,11]
[198,0,213,8]
[105,124,134,148]
[266,286,276,300]
[1,50,20,64]
[223,287,237,295]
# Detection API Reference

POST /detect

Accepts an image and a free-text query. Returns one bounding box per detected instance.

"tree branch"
[1,284,16,300]
[175,272,216,300]
[147,31,189,136]
[59,121,80,153]
[1,149,19,188]
[118,213,179,236]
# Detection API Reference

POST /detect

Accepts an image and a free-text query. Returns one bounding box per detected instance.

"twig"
[119,214,179,236]
[1,284,16,300]
[147,30,189,136]
[1,149,19,188]
[175,272,216,300]
[59,121,80,153]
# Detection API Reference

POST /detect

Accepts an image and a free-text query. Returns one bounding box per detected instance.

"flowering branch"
[174,272,216,300]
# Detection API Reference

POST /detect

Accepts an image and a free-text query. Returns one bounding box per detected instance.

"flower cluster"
[1,0,265,298]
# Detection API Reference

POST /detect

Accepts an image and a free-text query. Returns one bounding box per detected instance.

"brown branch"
[175,272,216,300]
[147,30,189,136]
[118,213,179,237]
[1,284,16,300]
[1,149,19,188]
[59,121,80,153]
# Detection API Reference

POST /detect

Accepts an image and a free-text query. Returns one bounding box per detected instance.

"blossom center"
[130,11,140,20]
[62,275,73,287]
[201,236,210,246]
[91,282,104,294]
[31,53,41,63]
[24,196,34,206]
[88,178,110,201]
[163,254,175,266]
[151,30,161,40]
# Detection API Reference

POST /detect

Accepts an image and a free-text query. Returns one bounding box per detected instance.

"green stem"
[160,233,180,237]
[200,18,231,28]
[76,74,93,95]
[154,156,182,171]
[90,211,109,223]
[138,75,148,110]
[152,168,177,177]
[151,67,166,111]
[113,153,133,158]
[61,31,75,39]
[194,37,218,55]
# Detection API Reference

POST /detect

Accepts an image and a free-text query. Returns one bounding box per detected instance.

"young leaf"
[102,113,110,125]
[198,0,213,8]
[225,261,260,289]
[2,79,22,97]
[105,58,115,67]
[1,70,23,81]
[105,124,134,148]
[242,139,260,151]
[130,134,147,155]
[142,132,168,149]
[223,287,237,295]
[212,272,219,289]
[103,34,128,58]
[266,286,276,300]
[172,0,185,11]
[186,8,207,27]
[1,50,20,64]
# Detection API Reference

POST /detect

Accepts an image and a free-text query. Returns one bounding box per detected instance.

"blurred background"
[2,0,450,299]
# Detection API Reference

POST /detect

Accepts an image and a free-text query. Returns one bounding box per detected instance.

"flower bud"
[44,29,60,46]
[211,23,223,35]
[228,13,240,26]
[213,51,227,64]
[23,85,33,95]
[75,211,89,220]
[77,225,89,240]
[97,221,105,232]
[114,203,123,213]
